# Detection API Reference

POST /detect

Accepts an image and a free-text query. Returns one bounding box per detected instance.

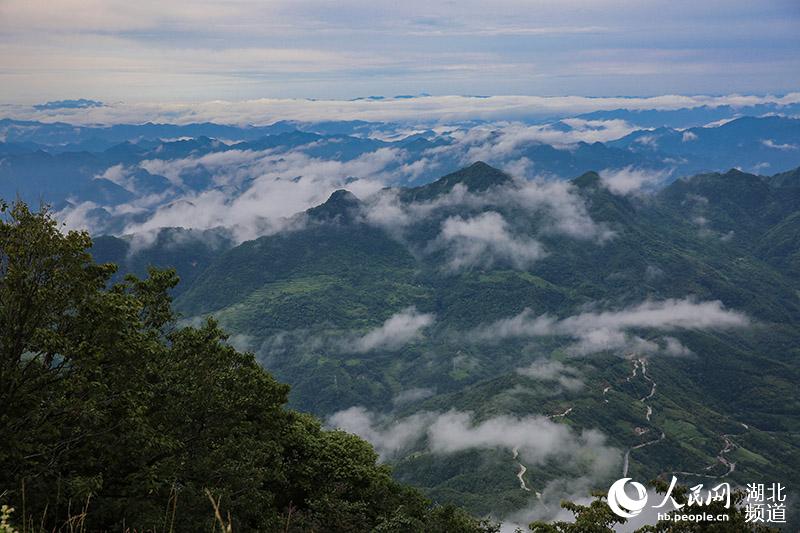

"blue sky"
[0,0,798,103]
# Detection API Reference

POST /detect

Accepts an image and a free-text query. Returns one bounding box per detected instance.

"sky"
[1,0,799,104]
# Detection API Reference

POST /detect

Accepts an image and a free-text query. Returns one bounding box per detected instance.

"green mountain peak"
[400,161,512,202]
[305,189,362,223]
[571,170,602,189]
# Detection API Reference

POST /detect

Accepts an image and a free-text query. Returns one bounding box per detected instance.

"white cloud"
[350,307,435,352]
[761,139,798,151]
[600,166,668,195]
[516,360,584,391]
[634,134,658,148]
[328,407,620,472]
[123,148,399,242]
[661,336,692,356]
[470,298,748,356]
[447,120,638,163]
[436,211,546,271]
[362,175,612,269]
[66,131,615,256]
[95,163,133,189]
[55,201,102,232]
[5,94,800,127]
[327,406,435,458]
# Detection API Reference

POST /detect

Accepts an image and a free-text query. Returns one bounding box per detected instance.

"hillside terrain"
[92,162,800,525]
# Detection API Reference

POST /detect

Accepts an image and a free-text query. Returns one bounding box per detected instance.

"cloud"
[516,359,584,391]
[681,131,698,142]
[599,166,669,195]
[761,139,798,151]
[33,99,103,110]
[122,148,399,242]
[328,407,620,472]
[470,298,748,356]
[661,336,692,356]
[327,406,436,458]
[329,405,621,520]
[436,211,546,271]
[392,387,435,406]
[504,178,615,240]
[363,175,613,263]
[55,201,103,232]
[426,411,615,465]
[349,307,435,352]
[634,134,658,148]
[445,120,638,162]
[500,486,676,532]
[4,94,800,127]
[2,0,798,105]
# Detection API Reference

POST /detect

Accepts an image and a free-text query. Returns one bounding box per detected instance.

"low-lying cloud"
[516,360,584,391]
[349,307,435,352]
[436,211,546,271]
[470,298,748,355]
[328,407,619,473]
[600,166,669,195]
[8,94,800,126]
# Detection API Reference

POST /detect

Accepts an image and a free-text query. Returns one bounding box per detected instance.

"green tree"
[529,491,626,533]
[0,200,495,532]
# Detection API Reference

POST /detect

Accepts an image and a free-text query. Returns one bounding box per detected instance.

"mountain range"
[88,161,800,526]
[2,115,800,242]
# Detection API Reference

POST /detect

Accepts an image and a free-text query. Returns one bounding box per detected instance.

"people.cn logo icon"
[608,478,649,518]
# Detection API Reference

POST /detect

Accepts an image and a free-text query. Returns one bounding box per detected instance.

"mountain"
[576,102,800,129]
[90,162,800,524]
[610,115,800,174]
[3,115,800,234]
[92,227,236,294]
[399,161,513,201]
[304,189,363,223]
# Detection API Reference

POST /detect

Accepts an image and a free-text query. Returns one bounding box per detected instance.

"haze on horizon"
[1,0,799,104]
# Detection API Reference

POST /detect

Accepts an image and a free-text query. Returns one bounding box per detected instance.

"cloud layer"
[516,360,584,391]
[349,307,435,352]
[5,94,800,126]
[436,212,546,271]
[328,407,618,472]
[470,298,749,355]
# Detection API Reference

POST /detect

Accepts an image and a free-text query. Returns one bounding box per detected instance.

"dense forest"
[1,183,788,531]
[0,201,497,532]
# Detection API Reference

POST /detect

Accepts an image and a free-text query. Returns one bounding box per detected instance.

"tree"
[529,491,626,533]
[0,200,495,532]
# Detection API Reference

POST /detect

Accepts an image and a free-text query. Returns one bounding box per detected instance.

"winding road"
[510,407,574,493]
[512,447,532,492]
[674,433,738,479]
[615,355,744,480]
[621,356,664,477]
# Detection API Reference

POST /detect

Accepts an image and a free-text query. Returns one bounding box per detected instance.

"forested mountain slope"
[91,162,800,524]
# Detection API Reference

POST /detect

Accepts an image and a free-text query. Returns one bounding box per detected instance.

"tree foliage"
[0,201,496,532]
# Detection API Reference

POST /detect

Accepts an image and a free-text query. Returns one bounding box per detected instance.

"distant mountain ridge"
[89,160,800,522]
[3,114,799,238]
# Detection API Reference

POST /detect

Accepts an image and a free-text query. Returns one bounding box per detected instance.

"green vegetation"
[0,201,497,532]
[87,163,800,527]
